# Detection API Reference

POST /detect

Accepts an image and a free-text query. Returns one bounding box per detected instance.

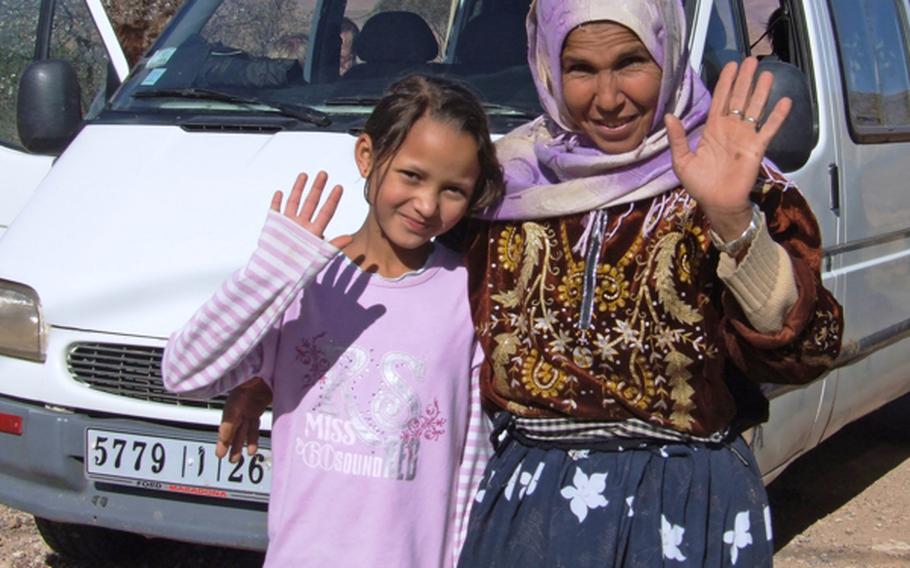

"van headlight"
[0,279,47,362]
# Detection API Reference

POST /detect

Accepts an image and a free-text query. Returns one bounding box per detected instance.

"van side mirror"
[756,60,813,172]
[17,59,83,155]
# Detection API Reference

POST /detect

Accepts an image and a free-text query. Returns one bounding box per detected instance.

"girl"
[162,75,502,567]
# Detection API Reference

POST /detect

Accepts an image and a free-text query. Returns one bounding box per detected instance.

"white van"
[0,0,908,562]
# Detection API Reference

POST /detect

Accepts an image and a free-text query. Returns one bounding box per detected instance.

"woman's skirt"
[458,418,773,567]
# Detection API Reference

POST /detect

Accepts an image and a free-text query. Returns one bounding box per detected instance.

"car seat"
[455,0,529,68]
[343,11,438,81]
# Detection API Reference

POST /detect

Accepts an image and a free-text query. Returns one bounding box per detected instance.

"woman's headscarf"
[486,0,712,220]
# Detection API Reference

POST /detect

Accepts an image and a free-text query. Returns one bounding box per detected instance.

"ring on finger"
[745,115,758,125]
[729,108,744,118]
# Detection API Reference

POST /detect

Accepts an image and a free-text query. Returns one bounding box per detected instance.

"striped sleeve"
[162,210,339,399]
[452,343,493,564]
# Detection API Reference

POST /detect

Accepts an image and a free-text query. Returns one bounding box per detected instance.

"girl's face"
[355,115,480,252]
[560,21,662,154]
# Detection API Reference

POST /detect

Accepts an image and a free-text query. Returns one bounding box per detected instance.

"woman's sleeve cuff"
[717,218,798,333]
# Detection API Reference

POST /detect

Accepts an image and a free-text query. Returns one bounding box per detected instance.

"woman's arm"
[665,59,842,384]
[452,343,492,565]
[720,173,843,385]
[714,165,799,333]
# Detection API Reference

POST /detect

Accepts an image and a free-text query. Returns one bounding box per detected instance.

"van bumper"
[0,395,268,550]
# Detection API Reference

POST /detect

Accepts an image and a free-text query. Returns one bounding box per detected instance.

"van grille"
[67,343,226,410]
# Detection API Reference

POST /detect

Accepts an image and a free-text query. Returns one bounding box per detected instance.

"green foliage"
[0,0,40,147]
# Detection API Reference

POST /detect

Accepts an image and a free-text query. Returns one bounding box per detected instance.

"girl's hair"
[361,74,504,212]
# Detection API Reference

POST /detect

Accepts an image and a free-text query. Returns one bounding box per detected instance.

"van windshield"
[109,0,539,132]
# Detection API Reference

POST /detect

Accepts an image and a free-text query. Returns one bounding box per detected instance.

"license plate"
[85,429,271,502]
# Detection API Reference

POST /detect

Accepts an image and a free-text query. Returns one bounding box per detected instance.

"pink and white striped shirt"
[163,211,489,567]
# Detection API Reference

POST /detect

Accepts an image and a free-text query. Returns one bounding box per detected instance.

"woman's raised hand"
[271,171,353,250]
[665,57,791,241]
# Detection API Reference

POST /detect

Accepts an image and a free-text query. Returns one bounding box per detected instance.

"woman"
[458,0,842,566]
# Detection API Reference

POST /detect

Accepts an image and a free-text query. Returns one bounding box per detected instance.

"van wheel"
[34,517,147,562]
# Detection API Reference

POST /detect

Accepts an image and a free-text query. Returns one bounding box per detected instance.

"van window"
[829,0,910,141]
[745,3,788,62]
[701,0,747,90]
[49,0,117,119]
[107,0,540,133]
[702,2,812,83]
[0,0,41,149]
[202,0,318,61]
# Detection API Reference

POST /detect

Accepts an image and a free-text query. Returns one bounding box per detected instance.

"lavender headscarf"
[485,0,712,220]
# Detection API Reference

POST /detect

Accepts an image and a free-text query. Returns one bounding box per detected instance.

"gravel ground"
[1,393,908,567]
[769,392,910,567]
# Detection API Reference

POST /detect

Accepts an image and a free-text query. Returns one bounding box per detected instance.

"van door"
[0,0,128,236]
[820,0,910,436]
[690,0,844,478]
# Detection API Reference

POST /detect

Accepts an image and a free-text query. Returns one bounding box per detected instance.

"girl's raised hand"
[271,171,353,250]
[666,57,792,241]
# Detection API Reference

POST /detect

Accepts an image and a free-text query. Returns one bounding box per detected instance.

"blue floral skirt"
[458,421,773,567]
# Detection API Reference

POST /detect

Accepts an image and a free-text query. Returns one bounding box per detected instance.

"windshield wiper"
[323,96,383,106]
[325,97,538,122]
[481,103,538,119]
[133,88,332,127]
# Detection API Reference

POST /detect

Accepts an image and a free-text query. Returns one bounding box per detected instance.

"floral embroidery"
[723,511,753,565]
[557,269,585,308]
[810,309,841,355]
[654,232,704,326]
[613,319,643,350]
[595,263,630,312]
[295,332,331,383]
[520,349,572,398]
[486,205,706,426]
[661,515,687,561]
[593,332,619,362]
[548,329,573,354]
[533,311,558,332]
[401,399,446,442]
[497,227,524,272]
[666,350,697,430]
[481,179,842,434]
[560,468,608,523]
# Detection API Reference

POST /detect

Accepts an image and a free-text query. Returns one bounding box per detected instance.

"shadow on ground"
[767,391,910,550]
[42,542,264,567]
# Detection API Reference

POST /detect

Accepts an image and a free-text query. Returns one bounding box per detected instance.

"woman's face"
[560,21,662,154]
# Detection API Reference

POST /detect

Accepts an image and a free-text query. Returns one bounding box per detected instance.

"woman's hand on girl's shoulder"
[666,57,792,241]
[271,171,353,249]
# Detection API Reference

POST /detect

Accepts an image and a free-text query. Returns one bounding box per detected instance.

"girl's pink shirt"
[163,211,489,567]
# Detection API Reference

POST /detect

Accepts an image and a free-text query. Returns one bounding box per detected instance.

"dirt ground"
[1,393,908,567]
[769,392,910,567]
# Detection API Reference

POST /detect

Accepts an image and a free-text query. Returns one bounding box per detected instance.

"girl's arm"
[163,172,348,398]
[452,343,492,564]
